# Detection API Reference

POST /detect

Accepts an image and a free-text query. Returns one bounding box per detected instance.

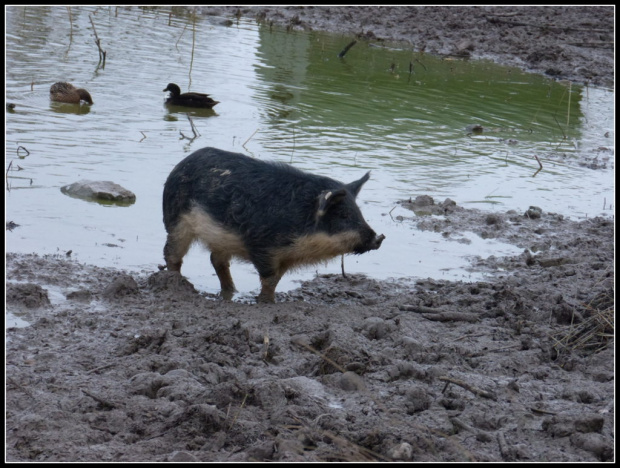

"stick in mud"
[439,376,497,400]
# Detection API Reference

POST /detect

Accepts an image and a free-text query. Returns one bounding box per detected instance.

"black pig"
[163,147,385,303]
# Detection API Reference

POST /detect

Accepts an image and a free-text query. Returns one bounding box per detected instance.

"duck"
[163,83,219,108]
[50,82,93,105]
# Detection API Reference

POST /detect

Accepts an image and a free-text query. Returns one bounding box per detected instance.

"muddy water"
[5,6,614,300]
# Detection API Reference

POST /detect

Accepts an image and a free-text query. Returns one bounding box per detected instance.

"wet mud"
[6,200,614,462]
[5,6,615,463]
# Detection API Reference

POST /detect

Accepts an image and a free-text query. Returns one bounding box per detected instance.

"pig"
[162,147,385,303]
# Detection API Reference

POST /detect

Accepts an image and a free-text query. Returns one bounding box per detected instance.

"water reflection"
[5,6,613,298]
[50,101,92,115]
[163,105,218,118]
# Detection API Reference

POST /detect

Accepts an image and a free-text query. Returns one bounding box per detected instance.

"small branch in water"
[388,205,398,221]
[290,125,296,164]
[17,146,30,158]
[189,10,196,82]
[534,154,543,170]
[566,81,572,130]
[6,160,13,191]
[66,6,73,36]
[552,114,567,140]
[415,58,427,71]
[243,128,259,152]
[338,40,357,58]
[532,154,543,177]
[179,114,200,141]
[175,23,188,50]
[89,14,107,67]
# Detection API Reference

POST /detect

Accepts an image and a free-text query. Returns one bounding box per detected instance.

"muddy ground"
[6,200,614,462]
[5,5,615,463]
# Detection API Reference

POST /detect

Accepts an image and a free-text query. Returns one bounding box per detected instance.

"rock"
[361,317,392,340]
[404,386,431,414]
[524,206,543,219]
[168,451,198,462]
[339,371,366,391]
[388,442,413,460]
[61,180,136,204]
[570,433,613,461]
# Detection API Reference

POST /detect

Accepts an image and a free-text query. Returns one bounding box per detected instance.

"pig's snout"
[371,234,385,250]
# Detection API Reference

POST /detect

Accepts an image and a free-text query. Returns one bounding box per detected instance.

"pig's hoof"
[256,294,275,304]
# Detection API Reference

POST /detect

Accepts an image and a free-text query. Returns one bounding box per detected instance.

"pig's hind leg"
[163,232,193,272]
[210,251,236,300]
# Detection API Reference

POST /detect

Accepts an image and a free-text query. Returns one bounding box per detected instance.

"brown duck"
[50,82,93,104]
[163,83,219,108]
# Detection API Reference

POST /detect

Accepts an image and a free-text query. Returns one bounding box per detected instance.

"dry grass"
[553,290,614,356]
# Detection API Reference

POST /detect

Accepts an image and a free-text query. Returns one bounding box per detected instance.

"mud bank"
[6,200,614,462]
[197,5,614,88]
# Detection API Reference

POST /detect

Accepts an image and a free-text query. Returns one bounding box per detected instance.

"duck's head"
[163,83,181,96]
[76,89,93,105]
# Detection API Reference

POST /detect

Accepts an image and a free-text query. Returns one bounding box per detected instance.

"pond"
[5,6,615,299]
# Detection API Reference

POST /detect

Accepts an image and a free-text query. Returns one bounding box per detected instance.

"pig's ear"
[345,171,370,198]
[316,189,347,219]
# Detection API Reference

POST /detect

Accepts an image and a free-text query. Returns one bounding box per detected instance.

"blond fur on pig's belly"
[167,204,363,276]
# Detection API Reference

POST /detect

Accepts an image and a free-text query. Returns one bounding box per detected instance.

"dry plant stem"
[243,128,259,151]
[180,114,200,141]
[175,23,188,50]
[188,12,196,84]
[338,40,357,58]
[228,393,248,430]
[532,154,543,177]
[66,6,73,36]
[187,114,199,138]
[17,146,30,158]
[534,155,543,170]
[6,160,13,191]
[566,81,572,130]
[89,14,106,65]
